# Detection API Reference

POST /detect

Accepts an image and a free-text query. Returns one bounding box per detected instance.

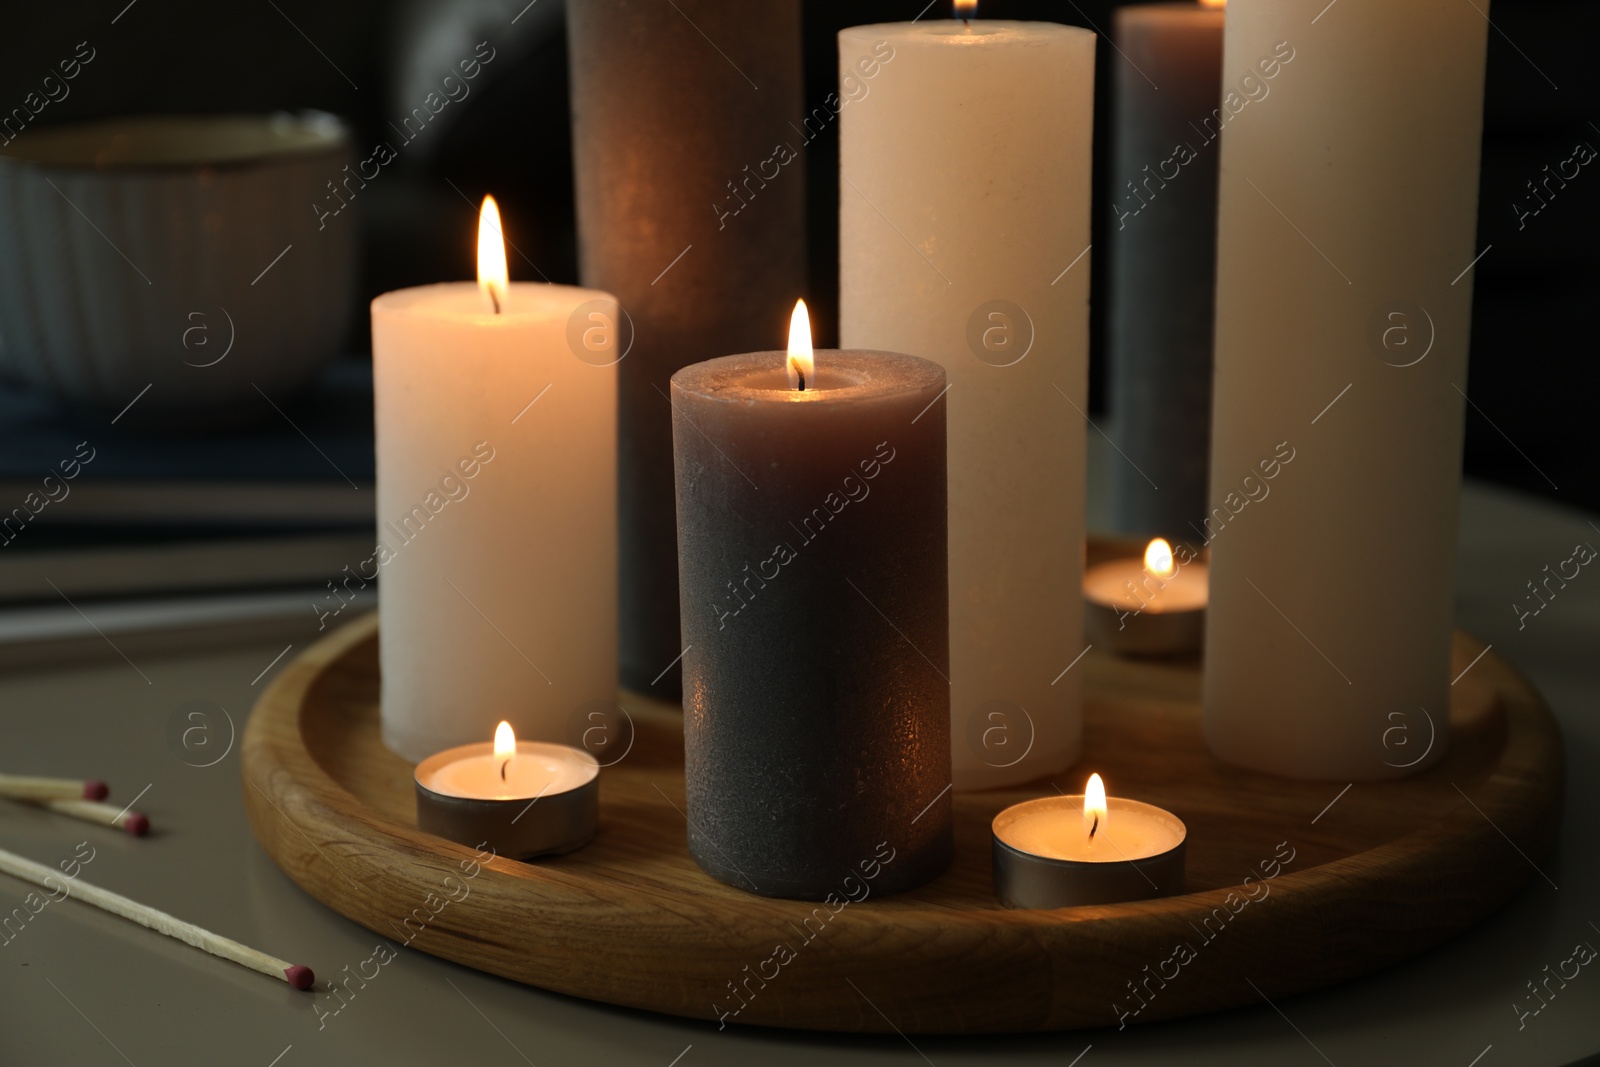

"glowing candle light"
[476,195,509,315]
[992,773,1186,909]
[786,298,814,391]
[494,720,515,782]
[414,721,599,859]
[1083,771,1108,842]
[1084,538,1210,656]
[1144,538,1176,580]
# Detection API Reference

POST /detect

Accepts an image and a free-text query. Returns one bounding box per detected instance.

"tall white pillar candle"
[371,203,619,761]
[1203,1,1489,779]
[840,18,1095,790]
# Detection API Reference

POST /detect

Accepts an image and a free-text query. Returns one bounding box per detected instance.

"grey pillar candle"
[567,1,807,697]
[1106,3,1225,537]
[671,341,952,900]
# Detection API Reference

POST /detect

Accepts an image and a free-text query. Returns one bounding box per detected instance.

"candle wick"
[500,758,509,781]
[797,368,807,392]
[1089,813,1099,841]
[490,288,501,315]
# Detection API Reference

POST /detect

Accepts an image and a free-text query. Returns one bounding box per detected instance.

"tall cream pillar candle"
[840,17,1095,790]
[371,202,619,761]
[1203,1,1489,780]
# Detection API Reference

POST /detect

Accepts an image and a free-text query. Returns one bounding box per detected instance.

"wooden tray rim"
[242,610,1564,1033]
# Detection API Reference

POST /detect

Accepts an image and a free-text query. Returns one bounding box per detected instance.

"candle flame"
[1198,0,1225,8]
[494,720,516,759]
[477,195,509,315]
[1084,773,1107,841]
[787,299,814,392]
[1144,538,1176,580]
[954,0,977,17]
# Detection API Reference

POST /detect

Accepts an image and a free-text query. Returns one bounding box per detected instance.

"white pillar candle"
[372,198,619,762]
[1203,2,1490,779]
[839,15,1095,790]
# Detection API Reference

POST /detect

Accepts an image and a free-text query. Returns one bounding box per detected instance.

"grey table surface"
[1,475,1597,1067]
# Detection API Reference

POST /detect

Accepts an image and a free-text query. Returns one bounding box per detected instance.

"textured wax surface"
[567,0,807,697]
[673,351,952,899]
[1106,5,1224,536]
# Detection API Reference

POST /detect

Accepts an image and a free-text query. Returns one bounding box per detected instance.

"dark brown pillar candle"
[567,0,807,697]
[671,336,952,900]
[1106,3,1225,538]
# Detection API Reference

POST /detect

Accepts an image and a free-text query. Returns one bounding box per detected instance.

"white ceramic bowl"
[0,112,355,420]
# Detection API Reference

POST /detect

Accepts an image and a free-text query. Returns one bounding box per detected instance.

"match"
[0,846,314,991]
[23,798,149,837]
[0,774,109,802]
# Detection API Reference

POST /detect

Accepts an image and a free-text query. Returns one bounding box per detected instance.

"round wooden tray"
[242,599,1562,1034]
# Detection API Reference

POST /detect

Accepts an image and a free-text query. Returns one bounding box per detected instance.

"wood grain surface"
[242,560,1563,1033]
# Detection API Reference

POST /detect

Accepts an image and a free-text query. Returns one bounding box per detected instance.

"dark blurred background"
[1,0,1595,511]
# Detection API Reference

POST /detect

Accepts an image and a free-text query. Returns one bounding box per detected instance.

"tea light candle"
[1083,538,1209,656]
[992,774,1186,909]
[415,722,599,860]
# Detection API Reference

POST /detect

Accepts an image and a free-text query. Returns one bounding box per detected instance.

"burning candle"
[671,301,952,900]
[839,7,1096,790]
[414,721,599,859]
[371,197,619,762]
[1083,537,1209,656]
[992,773,1186,909]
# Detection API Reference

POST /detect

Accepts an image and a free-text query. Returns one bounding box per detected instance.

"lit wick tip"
[477,194,509,316]
[786,298,814,392]
[493,721,516,784]
[1084,771,1107,844]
